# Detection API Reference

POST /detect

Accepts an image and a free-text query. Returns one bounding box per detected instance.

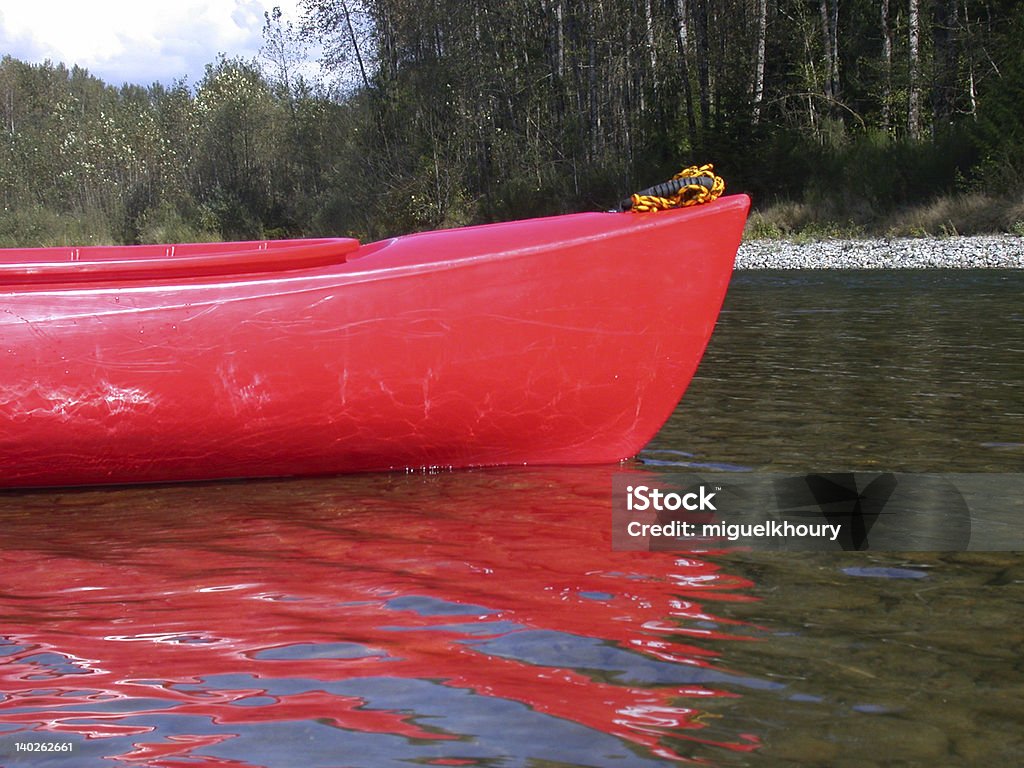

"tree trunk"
[803,21,819,134]
[961,0,977,120]
[339,0,370,92]
[932,0,959,133]
[672,0,698,141]
[645,0,658,75]
[752,0,768,123]
[555,0,565,79]
[819,0,840,109]
[908,0,922,139]
[693,0,711,133]
[881,0,893,131]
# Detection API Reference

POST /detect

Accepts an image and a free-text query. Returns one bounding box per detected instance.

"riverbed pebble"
[736,235,1024,269]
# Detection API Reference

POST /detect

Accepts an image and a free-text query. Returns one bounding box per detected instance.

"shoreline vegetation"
[2,1,1023,253]
[746,193,1024,242]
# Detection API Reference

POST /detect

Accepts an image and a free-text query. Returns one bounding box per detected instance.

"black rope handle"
[618,176,715,211]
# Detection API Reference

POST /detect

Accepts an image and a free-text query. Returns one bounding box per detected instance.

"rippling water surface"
[2,268,1022,766]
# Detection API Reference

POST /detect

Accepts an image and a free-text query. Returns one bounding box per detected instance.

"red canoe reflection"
[0,467,771,765]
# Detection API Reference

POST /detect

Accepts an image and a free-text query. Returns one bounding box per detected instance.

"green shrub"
[0,204,115,247]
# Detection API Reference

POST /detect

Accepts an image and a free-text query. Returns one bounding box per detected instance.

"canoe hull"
[0,196,749,487]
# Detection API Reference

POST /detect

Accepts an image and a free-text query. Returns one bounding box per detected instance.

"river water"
[1,269,1022,766]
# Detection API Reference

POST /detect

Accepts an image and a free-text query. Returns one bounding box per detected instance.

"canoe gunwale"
[0,198,749,292]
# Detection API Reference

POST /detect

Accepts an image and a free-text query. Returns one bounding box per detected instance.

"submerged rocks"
[737,235,1024,269]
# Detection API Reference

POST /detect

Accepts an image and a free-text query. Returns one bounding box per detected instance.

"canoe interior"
[0,238,360,284]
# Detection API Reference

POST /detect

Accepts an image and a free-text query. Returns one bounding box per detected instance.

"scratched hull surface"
[0,196,749,488]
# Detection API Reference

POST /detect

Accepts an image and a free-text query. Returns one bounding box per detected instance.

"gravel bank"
[736,235,1024,269]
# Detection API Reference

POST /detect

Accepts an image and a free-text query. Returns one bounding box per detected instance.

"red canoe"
[0,195,749,488]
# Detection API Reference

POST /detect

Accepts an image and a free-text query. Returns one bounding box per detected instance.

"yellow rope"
[628,163,725,213]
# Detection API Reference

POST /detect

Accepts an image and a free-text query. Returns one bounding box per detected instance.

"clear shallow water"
[1,268,1022,766]
[649,269,1024,472]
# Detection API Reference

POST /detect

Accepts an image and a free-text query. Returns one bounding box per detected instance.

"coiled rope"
[620,164,725,213]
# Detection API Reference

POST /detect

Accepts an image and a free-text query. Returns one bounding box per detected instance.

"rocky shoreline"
[735,235,1024,269]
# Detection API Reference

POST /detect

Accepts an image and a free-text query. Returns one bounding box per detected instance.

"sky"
[0,0,308,87]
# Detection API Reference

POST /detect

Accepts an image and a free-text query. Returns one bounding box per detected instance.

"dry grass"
[882,193,1024,236]
[746,192,1024,240]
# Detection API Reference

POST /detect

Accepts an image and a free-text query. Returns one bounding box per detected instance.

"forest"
[1,0,1022,246]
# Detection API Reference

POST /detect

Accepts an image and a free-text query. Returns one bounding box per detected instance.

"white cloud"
[0,0,306,87]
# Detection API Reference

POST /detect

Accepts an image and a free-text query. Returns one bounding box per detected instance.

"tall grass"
[746,192,1024,240]
[739,129,1024,240]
